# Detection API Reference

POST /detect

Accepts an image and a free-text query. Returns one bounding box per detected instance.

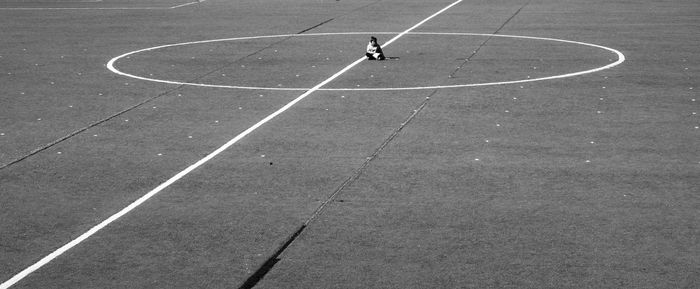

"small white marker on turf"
[597,111,602,114]
[0,133,4,136]
[37,118,41,121]
[474,158,480,161]
[188,136,192,139]
[496,124,501,127]
[585,160,591,163]
[158,153,162,156]
[57,152,61,154]
[261,155,265,158]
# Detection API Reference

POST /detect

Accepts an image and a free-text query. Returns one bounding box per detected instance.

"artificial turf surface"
[1,0,698,288]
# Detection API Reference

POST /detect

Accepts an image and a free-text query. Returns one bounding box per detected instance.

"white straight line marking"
[0,0,202,10]
[0,7,167,10]
[170,0,205,9]
[0,1,462,288]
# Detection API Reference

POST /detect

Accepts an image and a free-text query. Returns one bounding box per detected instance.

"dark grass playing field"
[1,0,698,288]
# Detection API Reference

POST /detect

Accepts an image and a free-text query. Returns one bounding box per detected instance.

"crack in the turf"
[297,18,334,34]
[237,90,437,289]
[448,0,531,78]
[0,17,336,171]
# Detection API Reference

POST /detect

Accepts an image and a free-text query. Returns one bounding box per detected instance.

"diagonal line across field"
[0,0,464,288]
[0,0,204,10]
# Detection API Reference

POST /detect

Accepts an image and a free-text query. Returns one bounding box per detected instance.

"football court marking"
[0,0,463,288]
[0,0,204,10]
[107,32,625,91]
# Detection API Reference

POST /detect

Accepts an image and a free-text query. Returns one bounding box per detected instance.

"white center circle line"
[107,32,625,91]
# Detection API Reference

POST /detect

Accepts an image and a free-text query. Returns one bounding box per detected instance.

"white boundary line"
[0,0,203,10]
[107,32,625,91]
[0,1,463,288]
[169,0,204,9]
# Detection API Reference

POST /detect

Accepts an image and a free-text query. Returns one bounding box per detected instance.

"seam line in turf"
[449,0,532,78]
[0,1,463,287]
[0,18,336,171]
[237,90,437,289]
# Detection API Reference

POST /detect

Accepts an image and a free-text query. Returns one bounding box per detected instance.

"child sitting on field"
[365,36,386,60]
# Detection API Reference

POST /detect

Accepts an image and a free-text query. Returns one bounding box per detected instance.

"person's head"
[370,36,377,45]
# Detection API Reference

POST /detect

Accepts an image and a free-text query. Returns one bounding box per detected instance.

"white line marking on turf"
[170,0,205,9]
[0,7,167,10]
[107,32,625,91]
[0,0,202,10]
[0,1,463,288]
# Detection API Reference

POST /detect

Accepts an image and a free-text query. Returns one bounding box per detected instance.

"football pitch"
[1,0,698,288]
